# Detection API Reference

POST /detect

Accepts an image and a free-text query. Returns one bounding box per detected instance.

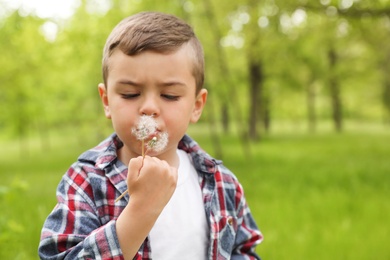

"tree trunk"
[17,99,29,158]
[328,48,343,132]
[307,80,317,132]
[263,95,271,133]
[383,80,390,124]
[245,0,268,140]
[221,104,229,133]
[382,53,390,125]
[248,60,263,140]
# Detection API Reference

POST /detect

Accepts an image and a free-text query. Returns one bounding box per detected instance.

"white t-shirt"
[149,149,209,259]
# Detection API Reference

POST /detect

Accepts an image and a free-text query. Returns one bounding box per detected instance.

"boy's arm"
[230,180,263,260]
[231,201,263,260]
[38,156,177,260]
[39,165,124,260]
[210,166,263,260]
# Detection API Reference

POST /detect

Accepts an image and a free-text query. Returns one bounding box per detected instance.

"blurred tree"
[1,0,390,149]
[303,0,390,128]
[355,12,390,125]
[327,45,343,132]
[245,0,264,141]
[0,11,53,152]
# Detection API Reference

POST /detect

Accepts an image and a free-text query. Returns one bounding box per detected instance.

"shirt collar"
[78,133,221,175]
[178,135,222,175]
[77,133,122,170]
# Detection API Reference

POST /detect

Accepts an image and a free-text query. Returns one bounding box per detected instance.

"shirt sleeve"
[231,195,263,260]
[210,165,263,260]
[231,181,263,260]
[38,166,124,260]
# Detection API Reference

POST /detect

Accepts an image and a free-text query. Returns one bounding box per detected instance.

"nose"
[139,94,160,117]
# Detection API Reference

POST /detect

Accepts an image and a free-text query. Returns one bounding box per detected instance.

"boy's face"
[98,44,207,165]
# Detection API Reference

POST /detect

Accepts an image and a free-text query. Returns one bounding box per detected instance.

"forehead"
[107,44,196,87]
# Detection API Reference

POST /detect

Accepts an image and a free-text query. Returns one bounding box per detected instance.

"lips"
[146,131,169,152]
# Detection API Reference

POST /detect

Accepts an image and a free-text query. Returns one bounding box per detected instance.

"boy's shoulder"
[61,133,126,190]
[179,135,239,181]
[179,134,221,173]
[75,133,122,170]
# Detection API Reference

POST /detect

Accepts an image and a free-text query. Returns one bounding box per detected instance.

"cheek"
[166,105,192,123]
[110,106,137,134]
[110,98,137,120]
[165,111,192,136]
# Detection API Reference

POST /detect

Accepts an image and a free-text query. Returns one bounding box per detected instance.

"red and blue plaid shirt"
[39,133,263,259]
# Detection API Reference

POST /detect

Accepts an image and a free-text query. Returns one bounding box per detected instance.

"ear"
[190,88,208,123]
[98,83,111,119]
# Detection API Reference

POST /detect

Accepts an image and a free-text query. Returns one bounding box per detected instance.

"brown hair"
[102,11,204,93]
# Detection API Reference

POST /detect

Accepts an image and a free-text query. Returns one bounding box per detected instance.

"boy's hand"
[127,155,178,214]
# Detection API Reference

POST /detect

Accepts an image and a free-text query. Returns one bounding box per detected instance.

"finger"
[128,156,144,182]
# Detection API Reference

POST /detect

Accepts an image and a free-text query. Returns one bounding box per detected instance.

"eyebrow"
[117,79,141,87]
[116,79,187,88]
[159,81,187,88]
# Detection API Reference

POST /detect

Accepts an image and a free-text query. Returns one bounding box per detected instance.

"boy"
[39,11,263,259]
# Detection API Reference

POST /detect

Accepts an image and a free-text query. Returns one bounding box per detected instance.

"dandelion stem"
[115,189,128,202]
[142,139,145,157]
[115,140,148,203]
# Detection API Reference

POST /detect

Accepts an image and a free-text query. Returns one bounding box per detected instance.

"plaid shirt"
[39,133,263,259]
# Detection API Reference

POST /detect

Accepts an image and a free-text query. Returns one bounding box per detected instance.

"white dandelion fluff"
[132,115,169,154]
[132,115,157,141]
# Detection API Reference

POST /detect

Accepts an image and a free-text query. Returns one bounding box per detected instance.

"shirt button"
[227,216,233,225]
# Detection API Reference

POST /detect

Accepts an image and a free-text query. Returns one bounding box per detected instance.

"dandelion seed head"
[132,115,169,153]
[132,115,157,140]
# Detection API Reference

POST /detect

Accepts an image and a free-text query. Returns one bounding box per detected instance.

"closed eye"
[161,94,180,101]
[121,93,140,99]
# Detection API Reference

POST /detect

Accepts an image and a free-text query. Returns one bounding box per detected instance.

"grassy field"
[0,123,389,259]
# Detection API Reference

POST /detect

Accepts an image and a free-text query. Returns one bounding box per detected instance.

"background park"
[0,0,389,259]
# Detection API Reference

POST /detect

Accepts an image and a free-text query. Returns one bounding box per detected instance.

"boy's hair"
[102,11,204,93]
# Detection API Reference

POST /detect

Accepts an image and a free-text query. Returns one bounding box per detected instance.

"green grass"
[0,123,389,259]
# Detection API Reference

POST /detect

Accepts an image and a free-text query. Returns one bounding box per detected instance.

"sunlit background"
[2,0,79,18]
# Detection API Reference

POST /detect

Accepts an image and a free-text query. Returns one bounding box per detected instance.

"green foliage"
[1,0,390,139]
